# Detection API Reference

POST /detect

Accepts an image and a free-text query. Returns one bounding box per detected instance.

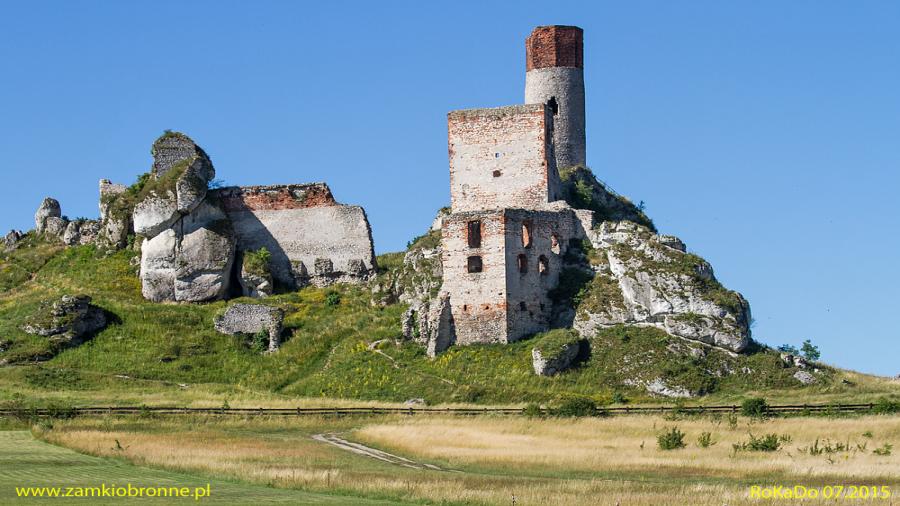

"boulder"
[21,295,107,349]
[140,200,235,303]
[3,230,22,251]
[794,370,816,385]
[42,216,69,239]
[214,304,284,352]
[34,197,61,232]
[532,342,580,376]
[133,190,179,237]
[173,200,235,302]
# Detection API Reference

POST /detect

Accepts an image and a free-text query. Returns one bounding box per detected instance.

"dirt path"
[312,433,446,471]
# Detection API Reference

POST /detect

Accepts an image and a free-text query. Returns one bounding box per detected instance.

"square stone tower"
[431,25,593,353]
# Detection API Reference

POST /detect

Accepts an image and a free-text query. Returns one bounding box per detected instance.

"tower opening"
[547,96,559,115]
[517,254,528,273]
[522,220,533,248]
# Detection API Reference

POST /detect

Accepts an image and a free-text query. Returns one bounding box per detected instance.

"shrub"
[657,426,686,450]
[553,397,597,417]
[242,248,271,277]
[325,292,341,307]
[250,330,269,353]
[697,431,715,448]
[733,433,789,453]
[873,443,893,456]
[523,403,544,418]
[611,392,627,405]
[872,397,900,415]
[741,397,769,417]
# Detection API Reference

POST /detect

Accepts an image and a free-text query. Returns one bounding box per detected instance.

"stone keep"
[524,25,586,170]
[439,62,594,348]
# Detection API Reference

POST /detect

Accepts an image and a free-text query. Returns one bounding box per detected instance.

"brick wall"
[448,104,560,213]
[525,25,583,71]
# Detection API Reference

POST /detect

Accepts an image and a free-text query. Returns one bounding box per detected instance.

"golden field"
[34,413,899,505]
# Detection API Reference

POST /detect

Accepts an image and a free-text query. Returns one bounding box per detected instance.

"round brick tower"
[524,25,585,169]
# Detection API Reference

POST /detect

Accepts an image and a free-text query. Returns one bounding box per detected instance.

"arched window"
[517,254,528,273]
[522,220,533,248]
[550,234,560,254]
[538,255,549,275]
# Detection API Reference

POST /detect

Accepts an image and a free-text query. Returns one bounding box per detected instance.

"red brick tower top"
[525,25,583,71]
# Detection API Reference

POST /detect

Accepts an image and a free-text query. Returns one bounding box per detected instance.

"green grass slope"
[0,239,896,407]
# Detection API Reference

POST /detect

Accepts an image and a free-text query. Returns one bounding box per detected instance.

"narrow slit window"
[547,96,559,115]
[467,220,482,248]
[517,254,528,273]
[519,301,527,311]
[551,234,560,254]
[467,255,483,273]
[538,255,549,275]
[522,220,533,248]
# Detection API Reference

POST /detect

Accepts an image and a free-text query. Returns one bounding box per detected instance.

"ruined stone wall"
[217,184,376,288]
[503,208,586,341]
[440,211,508,345]
[448,104,561,213]
[524,26,586,170]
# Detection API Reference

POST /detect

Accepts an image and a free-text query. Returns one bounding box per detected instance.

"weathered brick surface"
[217,184,336,212]
[448,104,561,213]
[525,25,583,71]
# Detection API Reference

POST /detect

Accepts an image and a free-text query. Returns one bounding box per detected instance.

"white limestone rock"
[133,190,179,237]
[34,197,61,232]
[532,342,580,376]
[574,221,751,353]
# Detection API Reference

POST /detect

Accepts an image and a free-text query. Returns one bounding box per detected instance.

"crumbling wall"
[440,210,508,344]
[503,207,586,341]
[218,184,376,288]
[448,104,560,213]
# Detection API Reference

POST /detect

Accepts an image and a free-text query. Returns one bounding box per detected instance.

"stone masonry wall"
[448,104,560,213]
[503,208,586,342]
[441,210,508,345]
[217,184,376,288]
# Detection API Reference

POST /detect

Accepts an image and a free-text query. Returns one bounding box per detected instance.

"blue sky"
[1,1,897,376]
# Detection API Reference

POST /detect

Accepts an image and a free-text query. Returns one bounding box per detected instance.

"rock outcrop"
[214,303,284,352]
[3,230,23,251]
[571,221,751,353]
[21,295,107,350]
[34,198,61,233]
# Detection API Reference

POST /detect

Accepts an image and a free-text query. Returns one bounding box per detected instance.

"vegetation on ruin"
[242,247,272,277]
[559,165,656,230]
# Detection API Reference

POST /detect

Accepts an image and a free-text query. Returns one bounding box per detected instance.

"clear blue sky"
[1,1,897,376]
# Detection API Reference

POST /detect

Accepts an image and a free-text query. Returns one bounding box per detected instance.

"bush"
[243,248,272,277]
[873,443,893,456]
[249,330,269,353]
[741,397,769,417]
[553,397,597,417]
[697,431,715,448]
[325,292,341,307]
[733,433,790,453]
[523,403,544,418]
[657,426,686,450]
[872,397,900,415]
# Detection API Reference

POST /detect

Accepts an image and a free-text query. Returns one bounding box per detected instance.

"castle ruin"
[437,26,594,348]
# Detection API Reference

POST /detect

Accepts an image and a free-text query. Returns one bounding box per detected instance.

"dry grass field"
[35,413,899,505]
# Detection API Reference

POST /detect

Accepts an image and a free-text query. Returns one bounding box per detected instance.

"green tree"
[800,339,820,361]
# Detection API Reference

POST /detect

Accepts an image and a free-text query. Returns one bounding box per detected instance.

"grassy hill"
[0,235,897,408]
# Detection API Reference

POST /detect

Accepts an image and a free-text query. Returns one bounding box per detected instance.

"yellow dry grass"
[39,414,899,506]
